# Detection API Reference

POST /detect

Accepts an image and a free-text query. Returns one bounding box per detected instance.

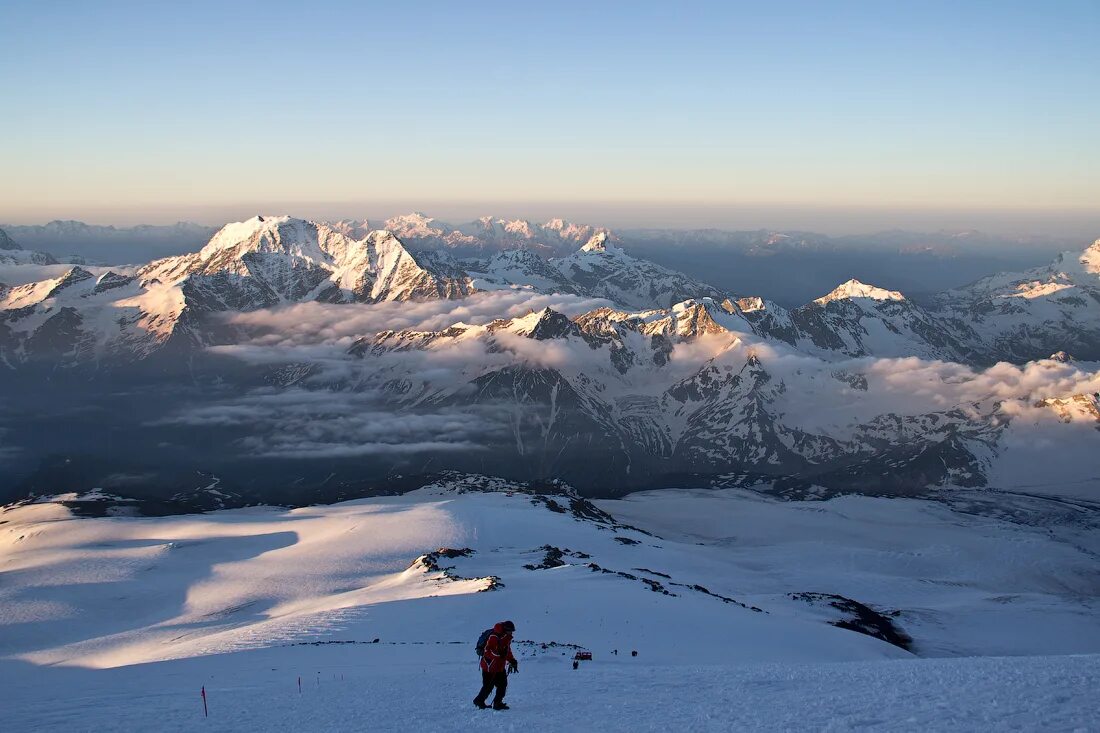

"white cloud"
[189,294,1100,461]
[220,290,613,350]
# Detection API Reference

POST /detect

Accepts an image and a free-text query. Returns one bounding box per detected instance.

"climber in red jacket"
[474,620,518,710]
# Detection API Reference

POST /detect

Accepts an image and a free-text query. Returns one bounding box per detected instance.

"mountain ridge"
[1,214,1098,502]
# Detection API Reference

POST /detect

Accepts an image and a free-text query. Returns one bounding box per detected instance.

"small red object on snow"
[573,651,592,661]
[201,686,208,717]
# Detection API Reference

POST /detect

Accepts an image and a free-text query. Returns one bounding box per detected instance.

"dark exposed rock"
[632,567,671,578]
[586,562,763,611]
[408,547,502,591]
[524,545,591,570]
[789,592,912,651]
[669,582,764,612]
[587,562,674,595]
[92,271,136,295]
[411,547,476,572]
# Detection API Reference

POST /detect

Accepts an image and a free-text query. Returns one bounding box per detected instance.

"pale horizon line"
[2,200,1098,240]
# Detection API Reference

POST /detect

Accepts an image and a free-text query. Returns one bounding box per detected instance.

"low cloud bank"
[221,290,613,349]
[187,294,1100,461]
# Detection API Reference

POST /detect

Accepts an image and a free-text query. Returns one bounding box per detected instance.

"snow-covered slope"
[548,233,729,310]
[464,249,582,295]
[815,279,906,304]
[0,265,184,366]
[9,477,1097,669]
[0,481,904,670]
[600,486,1100,657]
[933,239,1100,362]
[0,217,481,367]
[6,647,1098,732]
[785,278,981,361]
[140,215,475,306]
[0,216,731,368]
[2,479,1098,731]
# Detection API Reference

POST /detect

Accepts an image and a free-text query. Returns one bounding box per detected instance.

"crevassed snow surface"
[2,486,1099,731]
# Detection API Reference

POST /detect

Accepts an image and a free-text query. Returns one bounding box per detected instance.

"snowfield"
[6,646,1099,732]
[2,481,1099,730]
[599,487,1100,657]
[0,486,900,669]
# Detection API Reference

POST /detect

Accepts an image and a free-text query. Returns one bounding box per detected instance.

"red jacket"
[480,623,517,674]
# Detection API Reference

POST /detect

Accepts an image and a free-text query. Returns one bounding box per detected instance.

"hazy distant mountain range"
[0,226,57,266]
[0,214,1097,505]
[0,220,217,264]
[1,214,1080,304]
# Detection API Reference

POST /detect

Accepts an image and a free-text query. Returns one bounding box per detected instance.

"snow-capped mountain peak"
[382,212,441,237]
[815,279,906,305]
[580,232,610,253]
[198,215,288,256]
[47,266,95,295]
[502,219,537,238]
[379,214,611,257]
[930,238,1100,362]
[328,218,373,240]
[505,307,578,340]
[1080,238,1100,275]
[550,235,729,310]
[136,215,475,304]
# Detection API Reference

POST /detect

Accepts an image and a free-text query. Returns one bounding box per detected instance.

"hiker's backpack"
[475,628,494,657]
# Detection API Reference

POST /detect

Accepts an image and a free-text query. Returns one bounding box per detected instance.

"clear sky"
[1,0,1098,232]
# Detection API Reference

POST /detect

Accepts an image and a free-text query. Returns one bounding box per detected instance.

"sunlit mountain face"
[1,216,1097,506]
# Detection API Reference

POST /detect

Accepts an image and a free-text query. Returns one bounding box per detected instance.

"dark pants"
[475,670,507,706]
